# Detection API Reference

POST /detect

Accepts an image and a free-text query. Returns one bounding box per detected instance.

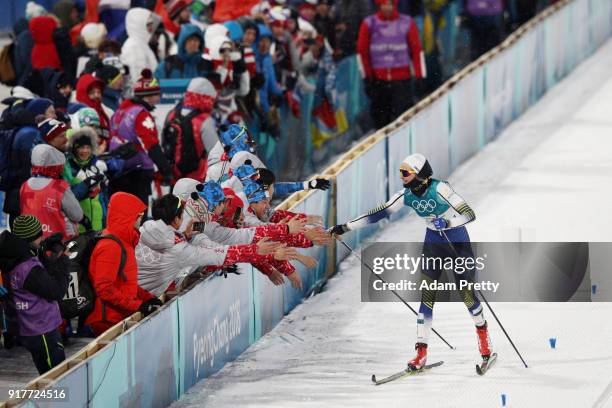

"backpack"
[60,232,126,320]
[162,104,204,177]
[0,128,18,192]
[0,42,16,86]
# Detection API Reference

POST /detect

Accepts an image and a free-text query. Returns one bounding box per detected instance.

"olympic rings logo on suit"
[411,199,437,212]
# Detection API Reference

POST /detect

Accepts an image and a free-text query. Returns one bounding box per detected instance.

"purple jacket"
[109,104,155,172]
[9,258,62,337]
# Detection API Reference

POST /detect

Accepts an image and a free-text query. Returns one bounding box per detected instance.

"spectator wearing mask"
[76,22,109,76]
[207,34,250,124]
[357,0,426,129]
[82,39,123,74]
[85,192,161,336]
[63,128,109,233]
[463,0,505,60]
[0,215,69,374]
[108,69,172,205]
[20,142,84,240]
[136,194,291,296]
[163,77,218,183]
[155,24,207,79]
[1,108,40,228]
[76,74,111,134]
[121,8,161,85]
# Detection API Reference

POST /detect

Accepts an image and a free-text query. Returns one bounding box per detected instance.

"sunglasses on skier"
[400,169,416,177]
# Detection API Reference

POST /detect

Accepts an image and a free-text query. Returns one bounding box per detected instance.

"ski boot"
[476,322,492,358]
[407,342,428,371]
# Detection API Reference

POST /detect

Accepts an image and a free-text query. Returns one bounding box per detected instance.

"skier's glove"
[0,284,8,299]
[139,298,163,317]
[305,178,330,191]
[329,224,349,236]
[432,218,448,230]
[222,264,242,278]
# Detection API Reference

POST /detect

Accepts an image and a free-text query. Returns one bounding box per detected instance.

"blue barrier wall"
[18,0,612,406]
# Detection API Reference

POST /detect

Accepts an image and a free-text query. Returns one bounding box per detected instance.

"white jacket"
[121,8,159,84]
[136,219,229,296]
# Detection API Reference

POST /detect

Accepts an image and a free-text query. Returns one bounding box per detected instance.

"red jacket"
[76,74,110,131]
[356,8,425,81]
[29,16,62,71]
[86,192,153,334]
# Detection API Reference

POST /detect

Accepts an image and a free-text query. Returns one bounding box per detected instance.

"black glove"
[222,264,241,278]
[329,224,349,236]
[41,233,65,255]
[233,58,247,75]
[139,298,163,316]
[306,178,330,191]
[251,72,265,90]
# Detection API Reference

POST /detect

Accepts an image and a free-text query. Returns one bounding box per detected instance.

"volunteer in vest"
[162,77,219,183]
[357,0,426,129]
[108,69,172,206]
[85,192,161,336]
[0,215,69,374]
[20,142,84,241]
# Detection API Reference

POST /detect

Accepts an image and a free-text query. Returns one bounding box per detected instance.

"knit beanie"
[133,69,161,98]
[38,118,68,142]
[25,98,54,118]
[12,215,43,242]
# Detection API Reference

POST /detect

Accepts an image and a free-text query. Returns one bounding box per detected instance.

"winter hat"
[38,118,68,142]
[25,1,47,20]
[186,77,217,97]
[12,215,43,243]
[72,133,93,149]
[223,21,244,42]
[30,144,66,178]
[95,64,122,86]
[133,69,161,97]
[70,107,100,130]
[25,98,54,117]
[243,180,268,203]
[166,0,193,19]
[80,23,108,49]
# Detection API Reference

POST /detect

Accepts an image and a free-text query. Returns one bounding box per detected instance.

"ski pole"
[438,230,529,368]
[336,237,455,350]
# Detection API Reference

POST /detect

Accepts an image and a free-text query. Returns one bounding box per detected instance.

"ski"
[371,361,444,385]
[476,353,497,376]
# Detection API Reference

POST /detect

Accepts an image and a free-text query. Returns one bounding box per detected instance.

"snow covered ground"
[170,39,612,408]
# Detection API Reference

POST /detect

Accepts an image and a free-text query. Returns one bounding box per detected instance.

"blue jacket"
[255,24,284,114]
[155,24,207,79]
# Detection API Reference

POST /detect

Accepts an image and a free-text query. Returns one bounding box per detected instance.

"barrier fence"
[4,0,611,406]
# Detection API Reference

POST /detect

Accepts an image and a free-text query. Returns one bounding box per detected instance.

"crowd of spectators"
[0,0,558,375]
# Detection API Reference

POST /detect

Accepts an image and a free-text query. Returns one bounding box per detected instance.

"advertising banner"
[178,271,253,392]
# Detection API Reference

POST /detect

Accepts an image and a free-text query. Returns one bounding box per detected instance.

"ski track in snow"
[170,39,612,408]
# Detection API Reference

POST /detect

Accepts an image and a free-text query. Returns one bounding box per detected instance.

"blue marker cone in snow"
[549,338,557,349]
[592,284,597,295]
[501,394,507,406]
